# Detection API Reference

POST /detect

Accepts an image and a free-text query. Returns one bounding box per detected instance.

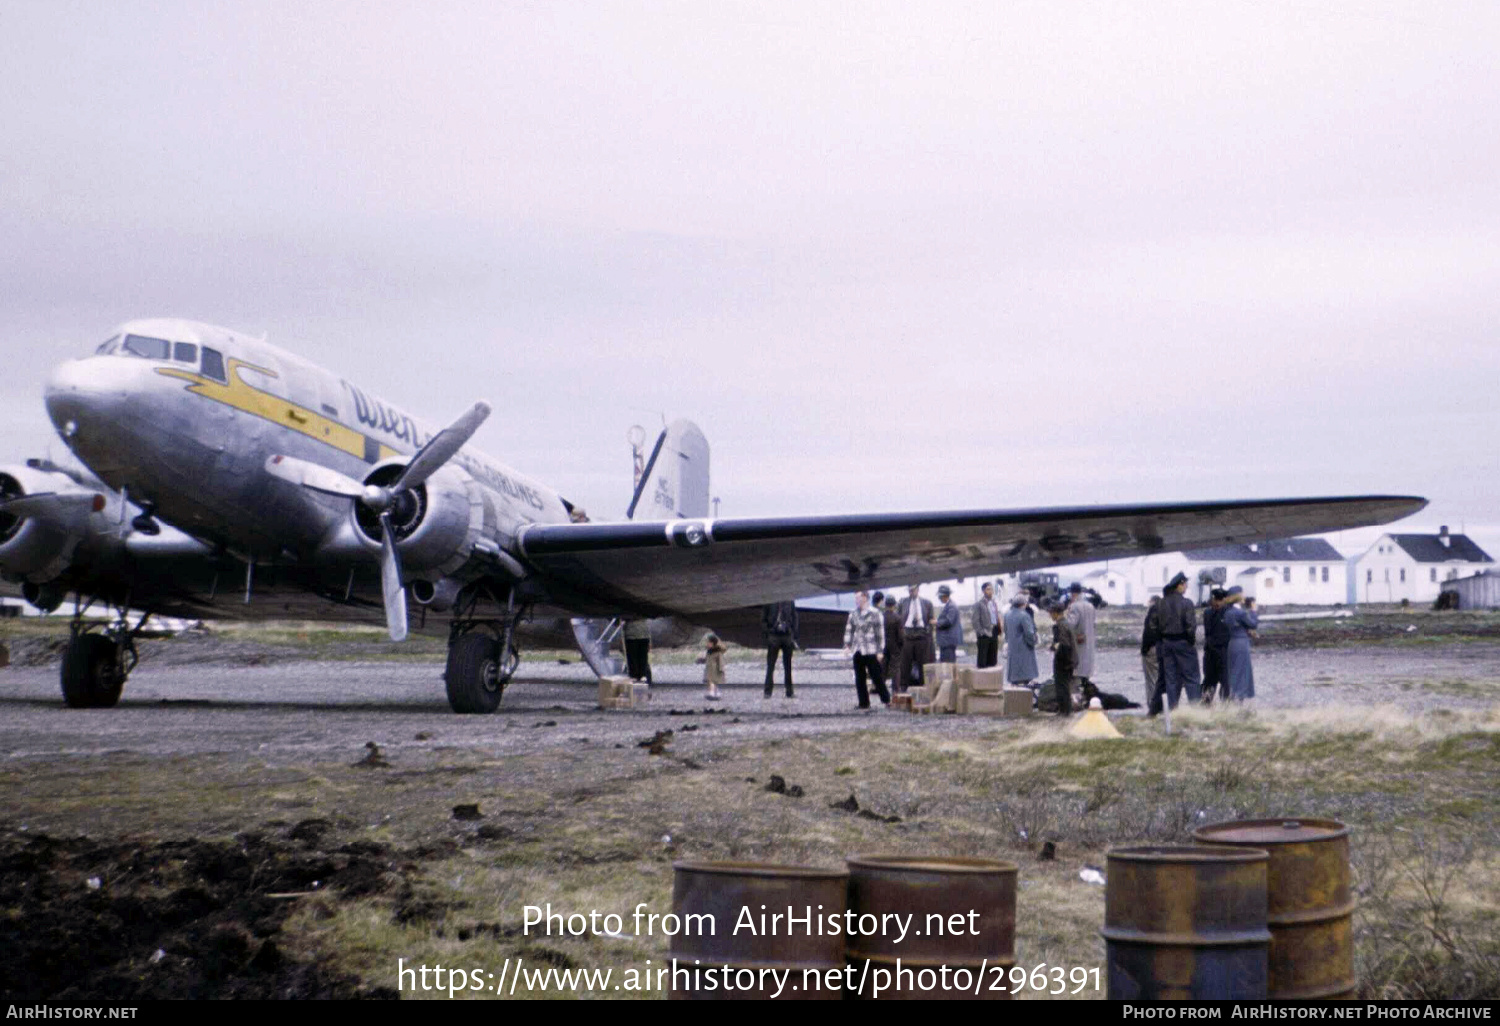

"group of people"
[673,575,1261,711]
[1140,573,1259,712]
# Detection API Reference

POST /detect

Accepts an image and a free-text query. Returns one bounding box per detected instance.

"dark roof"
[1184,537,1344,563]
[1389,534,1494,564]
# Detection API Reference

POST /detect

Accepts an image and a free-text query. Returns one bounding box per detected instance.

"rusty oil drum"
[669,860,849,999]
[845,855,1017,1000]
[1194,818,1357,999]
[1102,844,1271,1000]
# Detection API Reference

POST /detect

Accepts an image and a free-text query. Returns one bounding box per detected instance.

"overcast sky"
[3,1,1496,557]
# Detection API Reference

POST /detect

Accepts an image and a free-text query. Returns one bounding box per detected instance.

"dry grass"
[4,695,1498,998]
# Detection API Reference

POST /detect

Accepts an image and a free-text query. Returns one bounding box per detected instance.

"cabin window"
[1367,569,1373,583]
[1322,566,1329,582]
[1282,567,1291,584]
[173,342,198,364]
[1430,568,1437,582]
[95,335,120,355]
[1399,568,1406,583]
[200,346,227,383]
[121,334,170,360]
[1309,566,1317,583]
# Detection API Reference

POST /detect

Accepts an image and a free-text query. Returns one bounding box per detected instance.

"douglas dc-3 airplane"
[2,319,1424,713]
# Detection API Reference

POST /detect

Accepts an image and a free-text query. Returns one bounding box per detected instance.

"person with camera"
[762,599,799,698]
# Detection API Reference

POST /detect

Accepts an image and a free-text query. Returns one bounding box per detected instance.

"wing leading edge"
[515,495,1426,615]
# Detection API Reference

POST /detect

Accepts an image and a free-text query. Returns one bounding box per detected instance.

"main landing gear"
[443,587,524,714]
[60,599,148,709]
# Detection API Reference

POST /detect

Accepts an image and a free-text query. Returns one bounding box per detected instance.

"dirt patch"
[0,827,419,1000]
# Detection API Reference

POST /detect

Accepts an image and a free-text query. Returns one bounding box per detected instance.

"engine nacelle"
[352,461,491,581]
[0,466,93,584]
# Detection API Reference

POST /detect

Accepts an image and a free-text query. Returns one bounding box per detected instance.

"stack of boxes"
[908,663,1032,718]
[597,675,651,710]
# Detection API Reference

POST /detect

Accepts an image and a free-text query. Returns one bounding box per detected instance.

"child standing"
[703,634,726,701]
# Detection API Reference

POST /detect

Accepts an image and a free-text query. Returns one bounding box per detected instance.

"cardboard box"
[931,679,954,713]
[598,675,633,709]
[1003,688,1034,717]
[969,667,1005,693]
[630,682,652,707]
[951,666,974,711]
[960,692,1006,715]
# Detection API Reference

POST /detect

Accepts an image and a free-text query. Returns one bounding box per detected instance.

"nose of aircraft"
[44,357,127,441]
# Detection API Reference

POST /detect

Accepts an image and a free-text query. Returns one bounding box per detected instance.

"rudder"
[627,418,710,520]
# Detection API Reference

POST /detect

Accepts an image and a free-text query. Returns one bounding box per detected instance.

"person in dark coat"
[762,600,798,698]
[1201,588,1230,704]
[1141,595,1162,711]
[895,585,934,693]
[1222,586,1259,700]
[622,618,652,683]
[934,585,962,662]
[1047,600,1077,716]
[1151,572,1201,714]
[880,595,902,690]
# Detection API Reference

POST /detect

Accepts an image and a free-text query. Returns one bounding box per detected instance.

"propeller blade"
[378,510,409,642]
[264,454,366,500]
[0,491,104,520]
[393,401,492,493]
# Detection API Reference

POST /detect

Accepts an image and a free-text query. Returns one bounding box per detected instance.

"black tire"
[60,634,123,709]
[445,633,506,714]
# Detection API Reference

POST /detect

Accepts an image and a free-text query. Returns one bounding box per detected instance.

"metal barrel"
[1102,844,1271,1000]
[668,860,849,1000]
[1194,818,1357,999]
[844,855,1018,1000]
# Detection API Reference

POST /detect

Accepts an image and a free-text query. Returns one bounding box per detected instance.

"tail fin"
[626,418,710,520]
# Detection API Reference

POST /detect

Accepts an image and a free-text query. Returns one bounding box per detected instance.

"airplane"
[2,318,1425,713]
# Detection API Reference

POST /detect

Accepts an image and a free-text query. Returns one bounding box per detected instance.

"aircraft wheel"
[61,634,123,709]
[445,633,505,714]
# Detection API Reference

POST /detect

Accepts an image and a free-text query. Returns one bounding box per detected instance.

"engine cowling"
[0,466,93,585]
[351,461,491,582]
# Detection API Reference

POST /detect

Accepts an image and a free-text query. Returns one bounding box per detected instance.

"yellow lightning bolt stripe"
[156,360,381,461]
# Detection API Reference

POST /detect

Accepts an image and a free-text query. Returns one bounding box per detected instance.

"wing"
[516,495,1425,614]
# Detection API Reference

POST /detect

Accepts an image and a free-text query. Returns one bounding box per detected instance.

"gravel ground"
[2,642,1497,766]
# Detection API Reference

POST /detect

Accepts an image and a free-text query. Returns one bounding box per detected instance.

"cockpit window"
[95,335,120,355]
[200,346,227,383]
[173,342,198,365]
[121,334,170,360]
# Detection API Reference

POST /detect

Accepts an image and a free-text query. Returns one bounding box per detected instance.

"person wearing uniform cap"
[1150,572,1201,714]
[1201,588,1230,704]
[1222,586,1260,700]
[934,585,963,663]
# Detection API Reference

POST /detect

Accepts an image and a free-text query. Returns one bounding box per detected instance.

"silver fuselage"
[44,318,570,583]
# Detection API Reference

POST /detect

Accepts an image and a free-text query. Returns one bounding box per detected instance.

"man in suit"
[762,600,799,698]
[1064,582,1098,699]
[1151,572,1201,714]
[934,584,963,663]
[895,584,934,693]
[971,582,1002,669]
[881,594,903,690]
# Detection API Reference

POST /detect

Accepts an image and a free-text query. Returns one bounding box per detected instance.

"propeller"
[264,401,492,641]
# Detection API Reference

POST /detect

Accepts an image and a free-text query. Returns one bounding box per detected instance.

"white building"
[1118,538,1348,607]
[1080,568,1135,606]
[1350,527,1495,604]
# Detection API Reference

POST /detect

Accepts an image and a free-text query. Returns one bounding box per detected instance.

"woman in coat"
[1003,594,1039,686]
[1222,587,1259,700]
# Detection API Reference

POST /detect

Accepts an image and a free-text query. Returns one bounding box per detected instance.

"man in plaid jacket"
[842,589,890,709]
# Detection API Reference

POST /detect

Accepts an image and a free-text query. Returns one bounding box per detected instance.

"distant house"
[1080,568,1133,605]
[1120,537,1347,606]
[1351,527,1495,604]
